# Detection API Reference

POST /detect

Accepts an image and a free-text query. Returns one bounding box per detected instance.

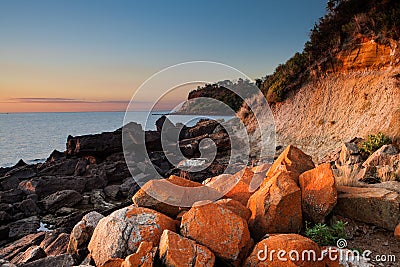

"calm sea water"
[0,111,230,167]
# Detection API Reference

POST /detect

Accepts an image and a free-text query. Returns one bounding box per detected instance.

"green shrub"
[305,221,347,246]
[360,132,392,155]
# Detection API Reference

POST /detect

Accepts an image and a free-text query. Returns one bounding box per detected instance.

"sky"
[0,0,327,112]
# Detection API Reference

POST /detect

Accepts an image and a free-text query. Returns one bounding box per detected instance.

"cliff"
[270,64,400,160]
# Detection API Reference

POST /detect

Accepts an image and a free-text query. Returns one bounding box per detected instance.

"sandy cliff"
[271,64,400,160]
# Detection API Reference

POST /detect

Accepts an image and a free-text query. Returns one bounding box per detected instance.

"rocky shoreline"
[0,117,399,266]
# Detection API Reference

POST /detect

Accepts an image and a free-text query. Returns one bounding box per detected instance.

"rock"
[119,177,138,198]
[132,175,218,218]
[104,185,121,199]
[159,229,215,267]
[38,158,78,176]
[205,168,263,206]
[8,216,40,240]
[10,246,46,265]
[88,206,176,266]
[18,176,85,198]
[339,142,362,165]
[243,234,324,267]
[247,171,302,240]
[44,233,69,256]
[40,229,65,250]
[90,189,116,211]
[17,199,41,216]
[266,145,315,181]
[19,254,76,267]
[0,211,12,224]
[187,119,220,138]
[395,224,400,241]
[66,127,127,158]
[360,145,400,182]
[215,198,251,222]
[365,181,400,193]
[122,241,156,267]
[103,258,124,267]
[1,166,36,190]
[0,225,10,242]
[299,163,337,223]
[0,189,24,204]
[0,232,46,261]
[334,186,400,230]
[180,202,251,266]
[40,190,83,212]
[67,211,104,256]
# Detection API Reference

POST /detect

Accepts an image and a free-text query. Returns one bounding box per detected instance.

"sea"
[0,111,231,168]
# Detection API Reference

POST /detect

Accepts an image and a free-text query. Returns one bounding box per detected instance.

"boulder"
[10,246,46,265]
[8,216,40,240]
[19,254,76,267]
[180,202,251,266]
[266,145,315,182]
[159,229,215,267]
[67,211,104,255]
[1,166,36,190]
[104,185,121,199]
[360,145,400,182]
[205,168,263,206]
[339,142,363,165]
[395,224,400,241]
[0,189,24,204]
[299,163,337,223]
[17,199,41,216]
[18,176,85,198]
[0,232,45,261]
[44,233,69,256]
[132,175,218,218]
[40,190,83,212]
[66,127,128,157]
[243,234,324,267]
[215,198,251,222]
[38,158,78,176]
[88,206,176,266]
[334,186,400,230]
[103,258,124,267]
[122,241,156,267]
[247,171,302,240]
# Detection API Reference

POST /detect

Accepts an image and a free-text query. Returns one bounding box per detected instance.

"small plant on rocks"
[305,220,348,246]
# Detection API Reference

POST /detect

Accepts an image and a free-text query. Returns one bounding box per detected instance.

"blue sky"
[0,0,327,112]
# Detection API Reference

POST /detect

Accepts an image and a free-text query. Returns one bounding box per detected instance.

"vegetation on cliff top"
[187,0,400,108]
[263,0,400,102]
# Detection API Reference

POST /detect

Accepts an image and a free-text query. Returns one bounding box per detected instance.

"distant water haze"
[0,111,232,167]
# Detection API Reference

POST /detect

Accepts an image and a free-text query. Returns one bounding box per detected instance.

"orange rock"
[266,145,315,183]
[159,230,215,267]
[205,167,264,206]
[395,224,400,241]
[252,163,272,175]
[320,246,340,267]
[122,241,156,267]
[103,258,124,267]
[88,206,176,266]
[247,171,302,240]
[299,163,337,223]
[180,202,251,266]
[132,175,219,218]
[215,198,251,222]
[244,234,324,267]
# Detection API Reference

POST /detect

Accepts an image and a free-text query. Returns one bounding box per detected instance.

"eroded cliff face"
[322,39,400,73]
[270,66,400,161]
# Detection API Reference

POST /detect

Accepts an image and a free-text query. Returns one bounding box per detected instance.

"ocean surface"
[0,111,231,167]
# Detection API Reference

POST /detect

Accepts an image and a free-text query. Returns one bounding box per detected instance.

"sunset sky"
[0,0,326,113]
